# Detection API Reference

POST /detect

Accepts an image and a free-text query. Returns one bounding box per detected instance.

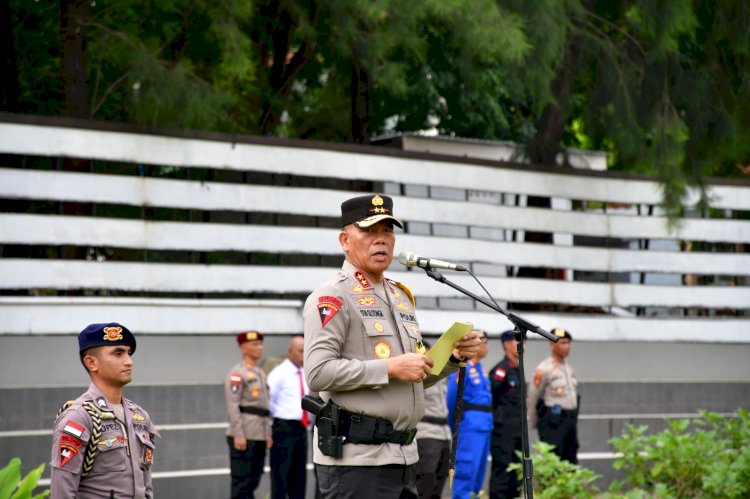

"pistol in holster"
[302,395,344,458]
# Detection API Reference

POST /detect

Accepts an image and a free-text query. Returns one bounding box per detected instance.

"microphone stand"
[423,268,558,499]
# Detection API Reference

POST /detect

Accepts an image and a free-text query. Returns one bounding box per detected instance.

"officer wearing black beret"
[303,193,482,499]
[50,323,158,498]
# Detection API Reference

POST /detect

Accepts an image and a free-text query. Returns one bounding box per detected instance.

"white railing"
[0,119,747,343]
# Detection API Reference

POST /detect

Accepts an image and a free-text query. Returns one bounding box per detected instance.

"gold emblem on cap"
[102,326,123,341]
[553,328,566,338]
[371,195,383,206]
[246,332,258,341]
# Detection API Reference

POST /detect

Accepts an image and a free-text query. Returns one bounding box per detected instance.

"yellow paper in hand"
[425,321,473,374]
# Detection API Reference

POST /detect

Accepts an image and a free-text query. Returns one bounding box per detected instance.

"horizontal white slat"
[1,123,748,210]
[2,260,748,309]
[1,296,747,342]
[1,213,747,275]
[0,296,302,335]
[2,168,750,244]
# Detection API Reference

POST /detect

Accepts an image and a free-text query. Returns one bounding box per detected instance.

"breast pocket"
[91,438,128,473]
[363,319,393,359]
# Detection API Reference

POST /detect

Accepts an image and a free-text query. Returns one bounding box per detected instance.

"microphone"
[398,251,467,271]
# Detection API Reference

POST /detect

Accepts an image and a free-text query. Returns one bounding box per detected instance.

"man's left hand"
[452,330,482,360]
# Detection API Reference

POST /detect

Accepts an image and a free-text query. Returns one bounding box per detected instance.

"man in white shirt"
[267,336,309,499]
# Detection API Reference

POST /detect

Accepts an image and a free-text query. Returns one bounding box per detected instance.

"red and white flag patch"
[63,420,85,438]
[318,296,343,327]
[493,368,507,381]
[230,373,242,394]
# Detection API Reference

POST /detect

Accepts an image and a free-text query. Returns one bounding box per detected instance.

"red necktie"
[298,368,309,428]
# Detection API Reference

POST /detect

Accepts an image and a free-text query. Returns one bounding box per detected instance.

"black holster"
[303,395,344,458]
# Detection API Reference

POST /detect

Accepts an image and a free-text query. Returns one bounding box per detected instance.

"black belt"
[464,404,492,412]
[338,408,417,445]
[421,416,448,425]
[239,406,270,417]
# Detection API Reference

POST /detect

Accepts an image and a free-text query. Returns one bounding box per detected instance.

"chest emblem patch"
[374,322,384,333]
[357,296,376,307]
[374,341,391,359]
[318,295,343,327]
[132,412,145,421]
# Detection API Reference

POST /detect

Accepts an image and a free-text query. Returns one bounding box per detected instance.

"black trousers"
[538,411,578,464]
[416,438,450,499]
[270,418,307,499]
[227,436,266,499]
[489,424,522,499]
[316,463,418,499]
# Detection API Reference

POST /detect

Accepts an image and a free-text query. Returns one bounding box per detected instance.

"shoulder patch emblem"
[59,443,79,467]
[230,373,242,393]
[318,295,343,327]
[374,341,391,359]
[533,369,544,387]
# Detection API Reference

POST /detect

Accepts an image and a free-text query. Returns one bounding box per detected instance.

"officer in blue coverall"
[447,330,492,498]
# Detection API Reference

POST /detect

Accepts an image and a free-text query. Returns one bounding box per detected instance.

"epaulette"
[389,280,416,308]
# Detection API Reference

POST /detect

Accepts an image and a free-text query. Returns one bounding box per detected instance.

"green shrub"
[0,459,49,499]
[508,441,600,498]
[609,410,750,498]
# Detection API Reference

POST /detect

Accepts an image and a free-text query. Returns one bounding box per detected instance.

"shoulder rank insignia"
[354,271,371,289]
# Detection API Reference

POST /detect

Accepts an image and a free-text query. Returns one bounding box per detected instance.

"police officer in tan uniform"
[527,328,579,463]
[303,194,482,499]
[225,331,272,499]
[50,322,158,499]
[415,375,451,499]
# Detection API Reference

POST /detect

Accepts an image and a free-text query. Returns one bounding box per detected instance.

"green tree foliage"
[6,1,749,212]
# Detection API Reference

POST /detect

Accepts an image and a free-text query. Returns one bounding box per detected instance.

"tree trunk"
[60,0,89,118]
[350,58,371,144]
[0,0,19,112]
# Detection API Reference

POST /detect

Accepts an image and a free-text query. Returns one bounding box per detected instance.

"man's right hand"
[233,436,247,451]
[387,353,433,382]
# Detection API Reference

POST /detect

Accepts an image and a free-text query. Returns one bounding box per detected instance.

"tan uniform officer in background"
[303,193,481,499]
[527,327,579,463]
[50,322,158,499]
[415,373,451,499]
[225,331,273,499]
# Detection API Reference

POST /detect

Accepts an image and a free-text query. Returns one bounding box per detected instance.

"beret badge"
[103,326,124,341]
